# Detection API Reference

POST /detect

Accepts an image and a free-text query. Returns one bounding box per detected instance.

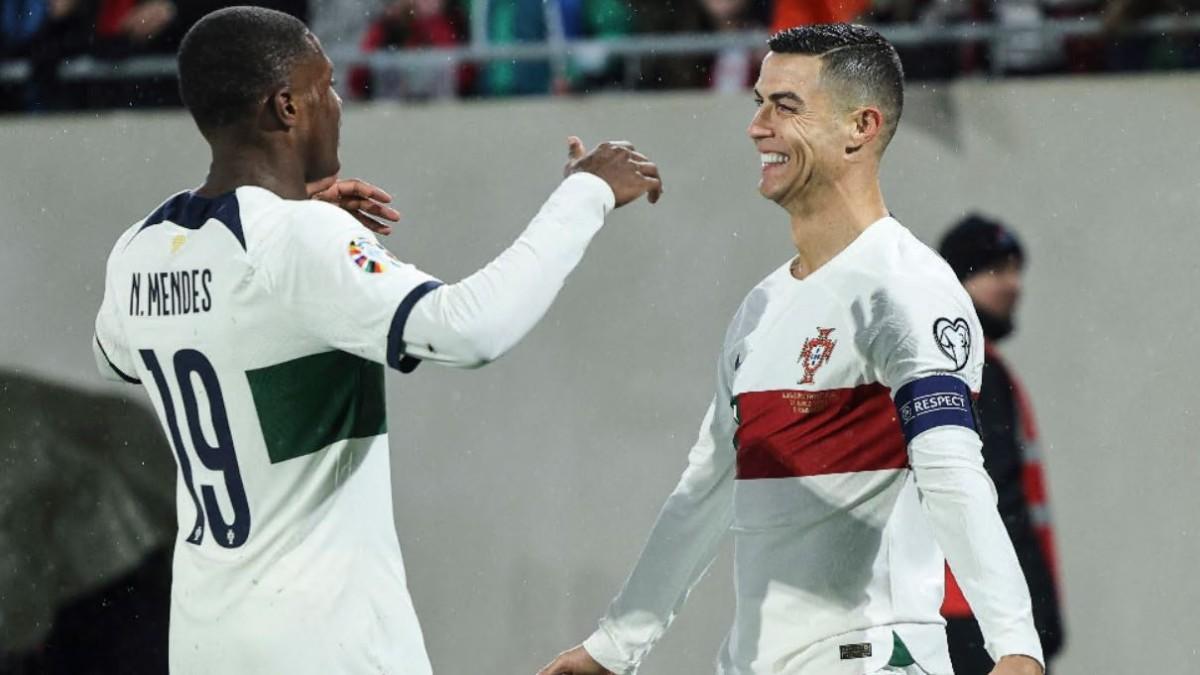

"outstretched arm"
[400,138,662,368]
[273,138,662,371]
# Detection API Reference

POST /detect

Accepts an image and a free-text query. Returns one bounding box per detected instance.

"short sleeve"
[870,273,984,443]
[266,202,441,370]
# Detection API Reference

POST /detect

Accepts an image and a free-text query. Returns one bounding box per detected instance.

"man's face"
[290,36,342,182]
[964,257,1023,321]
[747,53,848,207]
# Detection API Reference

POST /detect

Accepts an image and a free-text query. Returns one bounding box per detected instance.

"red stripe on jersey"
[733,383,908,480]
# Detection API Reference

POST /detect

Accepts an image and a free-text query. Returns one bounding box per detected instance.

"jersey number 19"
[141,349,252,549]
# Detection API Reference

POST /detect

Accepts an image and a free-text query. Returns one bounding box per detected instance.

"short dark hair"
[768,24,904,150]
[177,6,316,132]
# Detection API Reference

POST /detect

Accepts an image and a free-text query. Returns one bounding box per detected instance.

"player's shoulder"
[239,187,368,258]
[853,217,967,304]
[105,190,191,267]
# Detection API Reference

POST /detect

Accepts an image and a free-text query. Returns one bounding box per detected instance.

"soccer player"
[539,25,1044,675]
[91,7,661,674]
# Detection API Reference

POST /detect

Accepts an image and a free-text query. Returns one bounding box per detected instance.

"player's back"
[94,186,432,674]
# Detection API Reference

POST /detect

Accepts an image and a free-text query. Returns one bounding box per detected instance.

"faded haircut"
[768,24,905,151]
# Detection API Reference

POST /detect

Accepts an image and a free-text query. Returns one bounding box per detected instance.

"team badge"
[170,234,187,254]
[797,327,837,385]
[933,317,971,371]
[348,236,399,274]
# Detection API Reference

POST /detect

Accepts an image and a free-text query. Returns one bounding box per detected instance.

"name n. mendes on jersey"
[128,269,213,317]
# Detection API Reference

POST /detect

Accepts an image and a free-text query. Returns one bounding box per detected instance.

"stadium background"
[2,72,1198,673]
[3,0,1200,670]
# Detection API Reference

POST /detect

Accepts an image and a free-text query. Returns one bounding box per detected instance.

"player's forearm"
[910,426,1045,668]
[401,172,614,367]
[584,406,735,673]
[585,477,733,673]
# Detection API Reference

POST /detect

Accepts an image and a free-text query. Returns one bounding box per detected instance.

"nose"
[748,107,772,141]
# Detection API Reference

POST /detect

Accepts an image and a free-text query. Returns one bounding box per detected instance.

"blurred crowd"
[1,0,1198,112]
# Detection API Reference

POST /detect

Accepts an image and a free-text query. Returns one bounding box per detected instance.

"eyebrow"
[753,89,805,106]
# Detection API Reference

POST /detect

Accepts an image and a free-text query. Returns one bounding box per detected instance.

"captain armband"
[893,375,978,444]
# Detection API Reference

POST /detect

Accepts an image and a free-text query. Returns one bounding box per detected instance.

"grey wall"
[2,73,1198,674]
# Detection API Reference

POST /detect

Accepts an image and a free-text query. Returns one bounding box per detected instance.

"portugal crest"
[798,327,837,385]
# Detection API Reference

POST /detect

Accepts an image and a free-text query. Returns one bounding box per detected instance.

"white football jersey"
[584,217,1042,674]
[94,186,442,674]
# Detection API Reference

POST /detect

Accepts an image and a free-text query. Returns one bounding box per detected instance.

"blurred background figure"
[772,0,872,32]
[353,0,470,100]
[0,371,175,675]
[482,0,631,97]
[0,0,308,112]
[937,215,1067,675]
[699,0,769,93]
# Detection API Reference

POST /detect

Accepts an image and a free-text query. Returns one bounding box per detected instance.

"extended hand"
[537,645,615,675]
[564,136,663,208]
[989,654,1044,675]
[306,176,402,235]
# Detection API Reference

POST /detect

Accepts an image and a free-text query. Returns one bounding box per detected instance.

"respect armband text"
[894,375,977,443]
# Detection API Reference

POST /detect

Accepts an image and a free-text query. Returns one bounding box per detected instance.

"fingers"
[348,197,402,223]
[332,178,393,204]
[643,176,664,204]
[535,656,562,675]
[599,140,635,152]
[567,136,586,161]
[352,211,394,236]
[633,161,663,204]
[306,175,338,197]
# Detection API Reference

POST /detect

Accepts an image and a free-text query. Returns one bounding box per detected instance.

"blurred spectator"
[772,0,872,32]
[483,0,631,96]
[699,0,768,93]
[353,0,469,100]
[1102,0,1200,70]
[2,1,308,112]
[1,0,49,57]
[4,0,1200,112]
[310,0,386,53]
[626,0,709,89]
[937,215,1066,675]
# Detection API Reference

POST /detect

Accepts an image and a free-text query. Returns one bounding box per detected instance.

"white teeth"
[760,152,788,166]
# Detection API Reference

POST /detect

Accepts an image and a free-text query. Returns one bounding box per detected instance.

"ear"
[845,106,884,157]
[268,86,299,130]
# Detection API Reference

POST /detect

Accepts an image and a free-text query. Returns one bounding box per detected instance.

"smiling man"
[539,25,1043,675]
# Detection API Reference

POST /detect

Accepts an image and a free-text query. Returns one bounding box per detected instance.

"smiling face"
[748,53,855,209]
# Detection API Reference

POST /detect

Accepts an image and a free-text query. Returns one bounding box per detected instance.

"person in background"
[771,0,872,33]
[937,214,1066,675]
[482,0,631,97]
[698,0,769,93]
[354,0,469,100]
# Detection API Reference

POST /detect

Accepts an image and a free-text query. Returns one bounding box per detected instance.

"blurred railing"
[1,13,1198,85]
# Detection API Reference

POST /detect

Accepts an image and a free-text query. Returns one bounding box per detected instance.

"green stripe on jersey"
[246,351,387,463]
[888,632,916,667]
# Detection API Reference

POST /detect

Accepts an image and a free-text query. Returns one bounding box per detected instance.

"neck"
[784,168,888,279]
[196,135,307,200]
